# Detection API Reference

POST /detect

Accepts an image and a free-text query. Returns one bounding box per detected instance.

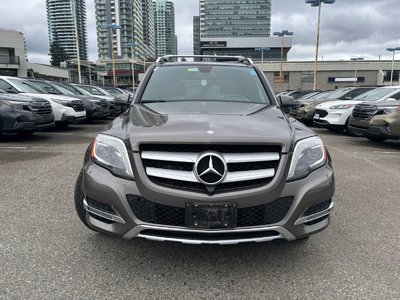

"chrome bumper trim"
[123,224,296,244]
[294,202,334,226]
[83,198,126,224]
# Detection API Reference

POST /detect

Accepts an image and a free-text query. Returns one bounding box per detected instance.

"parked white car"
[314,86,400,133]
[0,76,86,125]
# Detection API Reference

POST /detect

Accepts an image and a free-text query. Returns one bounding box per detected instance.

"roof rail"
[156,55,254,65]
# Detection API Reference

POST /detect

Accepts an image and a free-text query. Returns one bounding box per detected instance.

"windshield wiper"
[141,100,168,103]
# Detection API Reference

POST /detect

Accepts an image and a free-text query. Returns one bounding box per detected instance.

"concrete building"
[193,16,200,55]
[196,0,291,61]
[46,0,88,61]
[95,0,155,59]
[258,60,400,93]
[200,0,271,38]
[153,0,177,57]
[0,29,28,77]
[27,63,69,82]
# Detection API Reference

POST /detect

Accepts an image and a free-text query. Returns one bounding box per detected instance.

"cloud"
[0,0,399,64]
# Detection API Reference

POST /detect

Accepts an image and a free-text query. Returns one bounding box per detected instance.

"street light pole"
[255,47,270,68]
[273,30,293,92]
[350,57,364,87]
[125,41,141,90]
[72,0,82,84]
[386,47,400,86]
[306,0,336,90]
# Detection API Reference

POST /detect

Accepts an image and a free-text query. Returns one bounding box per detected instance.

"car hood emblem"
[194,153,227,186]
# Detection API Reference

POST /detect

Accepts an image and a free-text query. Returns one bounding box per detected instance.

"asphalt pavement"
[1,122,399,299]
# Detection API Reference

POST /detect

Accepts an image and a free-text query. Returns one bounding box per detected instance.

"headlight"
[51,98,68,106]
[1,100,24,110]
[383,107,398,114]
[287,136,327,181]
[91,134,134,180]
[329,104,355,110]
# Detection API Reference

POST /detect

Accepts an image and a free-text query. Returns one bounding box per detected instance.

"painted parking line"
[0,146,29,150]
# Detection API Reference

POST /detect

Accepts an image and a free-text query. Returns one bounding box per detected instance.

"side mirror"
[385,98,397,102]
[277,95,295,108]
[343,96,352,100]
[115,93,132,106]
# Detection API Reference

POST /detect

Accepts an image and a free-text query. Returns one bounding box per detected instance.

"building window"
[301,71,314,83]
[273,71,289,83]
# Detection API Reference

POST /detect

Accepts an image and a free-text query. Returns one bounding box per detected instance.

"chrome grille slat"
[146,167,198,182]
[146,167,275,184]
[142,151,280,163]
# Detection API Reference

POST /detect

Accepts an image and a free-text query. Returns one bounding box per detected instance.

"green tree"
[49,41,69,66]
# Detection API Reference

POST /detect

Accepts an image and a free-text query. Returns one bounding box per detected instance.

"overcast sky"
[1,0,400,64]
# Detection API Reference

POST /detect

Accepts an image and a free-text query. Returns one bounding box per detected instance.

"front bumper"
[1,110,54,133]
[293,109,315,123]
[57,111,86,124]
[81,161,335,244]
[314,109,351,128]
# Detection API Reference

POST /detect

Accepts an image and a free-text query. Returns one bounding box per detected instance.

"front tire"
[74,170,96,231]
[366,136,386,142]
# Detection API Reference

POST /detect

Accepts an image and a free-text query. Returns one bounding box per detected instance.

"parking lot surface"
[1,122,399,299]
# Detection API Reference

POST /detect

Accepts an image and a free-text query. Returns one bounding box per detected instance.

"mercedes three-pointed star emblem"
[194,152,227,186]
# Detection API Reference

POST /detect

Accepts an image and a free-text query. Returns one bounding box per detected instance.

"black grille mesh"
[314,109,328,118]
[352,104,377,120]
[127,195,294,228]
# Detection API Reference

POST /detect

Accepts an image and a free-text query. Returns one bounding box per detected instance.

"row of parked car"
[0,76,133,136]
[281,86,400,142]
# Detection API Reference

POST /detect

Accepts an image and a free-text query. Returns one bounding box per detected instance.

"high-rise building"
[200,0,271,38]
[153,0,177,57]
[46,0,88,62]
[193,16,200,55]
[196,0,292,61]
[94,0,156,87]
[94,0,155,60]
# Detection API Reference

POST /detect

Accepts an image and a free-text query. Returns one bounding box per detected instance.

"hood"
[102,101,316,153]
[0,93,42,103]
[21,93,81,102]
[359,99,400,108]
[316,100,362,109]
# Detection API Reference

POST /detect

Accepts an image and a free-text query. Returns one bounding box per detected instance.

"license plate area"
[185,203,237,229]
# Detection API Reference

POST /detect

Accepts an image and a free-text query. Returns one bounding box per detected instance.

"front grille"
[304,199,332,216]
[314,109,328,118]
[29,100,52,115]
[140,144,281,194]
[127,195,294,228]
[237,197,294,226]
[352,104,378,120]
[66,100,85,112]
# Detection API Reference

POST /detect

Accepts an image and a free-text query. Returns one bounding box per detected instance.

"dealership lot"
[0,123,399,299]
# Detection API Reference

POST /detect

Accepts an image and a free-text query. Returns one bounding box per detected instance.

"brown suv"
[74,55,335,245]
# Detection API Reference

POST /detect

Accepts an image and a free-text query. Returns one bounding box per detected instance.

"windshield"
[51,83,75,95]
[8,78,47,94]
[352,88,397,101]
[140,65,271,104]
[80,85,106,96]
[326,88,353,99]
